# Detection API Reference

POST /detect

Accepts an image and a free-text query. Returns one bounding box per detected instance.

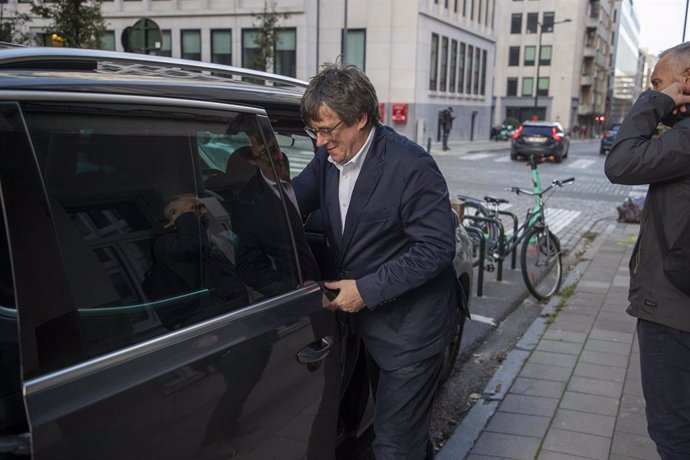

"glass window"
[211,29,232,65]
[537,77,549,96]
[511,13,522,33]
[449,39,457,92]
[526,13,538,34]
[430,33,439,91]
[508,46,520,66]
[466,45,474,94]
[542,12,555,32]
[539,45,552,65]
[157,30,172,57]
[440,36,448,92]
[242,29,262,71]
[524,45,536,66]
[507,77,518,96]
[473,47,480,94]
[343,29,365,72]
[275,29,297,77]
[522,77,533,96]
[458,42,466,93]
[181,29,201,61]
[481,49,487,95]
[23,103,304,365]
[101,31,116,51]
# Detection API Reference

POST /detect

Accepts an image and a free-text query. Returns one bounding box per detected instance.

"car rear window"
[520,125,554,136]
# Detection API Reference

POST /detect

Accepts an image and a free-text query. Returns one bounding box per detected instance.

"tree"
[0,5,31,45]
[31,0,107,49]
[251,2,289,72]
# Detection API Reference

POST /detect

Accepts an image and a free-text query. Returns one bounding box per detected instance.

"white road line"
[545,208,582,236]
[470,314,496,326]
[629,185,648,197]
[459,153,497,161]
[568,159,596,169]
[494,156,512,162]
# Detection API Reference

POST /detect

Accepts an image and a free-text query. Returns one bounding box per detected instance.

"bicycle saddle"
[484,195,509,205]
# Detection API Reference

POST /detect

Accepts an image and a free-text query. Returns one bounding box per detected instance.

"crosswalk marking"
[629,185,648,197]
[545,208,581,236]
[568,159,596,169]
[459,153,497,161]
[470,314,496,326]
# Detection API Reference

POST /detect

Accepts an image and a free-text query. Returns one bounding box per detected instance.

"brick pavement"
[437,221,660,460]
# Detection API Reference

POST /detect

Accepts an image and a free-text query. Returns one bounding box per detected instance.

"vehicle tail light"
[603,131,609,140]
[512,125,523,140]
[552,127,561,141]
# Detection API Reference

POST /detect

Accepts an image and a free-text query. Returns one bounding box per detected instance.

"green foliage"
[0,6,31,45]
[251,2,289,72]
[31,0,107,49]
[503,116,520,128]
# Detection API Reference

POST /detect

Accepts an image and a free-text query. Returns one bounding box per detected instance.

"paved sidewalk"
[438,221,660,460]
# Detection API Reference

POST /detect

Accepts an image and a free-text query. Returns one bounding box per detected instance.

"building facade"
[9,0,497,143]
[493,0,618,137]
[607,0,641,124]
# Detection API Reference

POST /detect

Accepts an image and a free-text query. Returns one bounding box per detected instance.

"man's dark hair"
[301,61,379,130]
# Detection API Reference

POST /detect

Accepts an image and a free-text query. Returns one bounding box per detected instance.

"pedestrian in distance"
[294,61,463,459]
[605,41,690,460]
[440,106,455,151]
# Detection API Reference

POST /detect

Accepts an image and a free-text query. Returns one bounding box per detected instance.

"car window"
[21,102,302,365]
[521,125,554,136]
[279,133,316,178]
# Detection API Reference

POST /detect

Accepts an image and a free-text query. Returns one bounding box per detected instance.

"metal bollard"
[427,137,431,154]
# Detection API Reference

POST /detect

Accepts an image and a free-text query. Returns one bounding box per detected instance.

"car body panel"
[600,123,621,154]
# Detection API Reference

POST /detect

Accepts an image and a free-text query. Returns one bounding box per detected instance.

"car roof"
[0,47,308,132]
[521,121,561,127]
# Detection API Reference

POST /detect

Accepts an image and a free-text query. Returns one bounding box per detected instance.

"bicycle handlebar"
[507,177,575,196]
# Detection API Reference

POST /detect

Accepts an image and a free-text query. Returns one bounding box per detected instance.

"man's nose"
[315,133,330,147]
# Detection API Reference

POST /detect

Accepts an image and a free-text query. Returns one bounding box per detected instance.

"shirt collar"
[327,126,376,170]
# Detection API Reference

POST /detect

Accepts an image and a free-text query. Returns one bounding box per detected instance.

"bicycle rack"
[463,226,485,297]
[497,210,519,269]
[463,215,506,280]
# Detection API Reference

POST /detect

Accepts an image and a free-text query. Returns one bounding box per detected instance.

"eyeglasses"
[304,120,343,140]
[256,144,282,160]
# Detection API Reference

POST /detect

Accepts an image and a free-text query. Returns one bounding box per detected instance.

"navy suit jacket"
[294,124,459,370]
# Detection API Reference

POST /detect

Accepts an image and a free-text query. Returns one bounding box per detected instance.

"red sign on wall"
[391,103,408,123]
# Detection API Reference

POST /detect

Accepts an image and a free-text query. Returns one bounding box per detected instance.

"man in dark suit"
[294,62,460,459]
[231,136,319,297]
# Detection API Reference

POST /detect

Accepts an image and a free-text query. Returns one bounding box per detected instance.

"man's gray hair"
[658,41,690,72]
[301,61,379,130]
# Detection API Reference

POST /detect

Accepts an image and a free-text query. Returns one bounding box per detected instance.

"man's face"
[247,136,289,182]
[650,54,690,92]
[167,195,205,226]
[307,104,369,165]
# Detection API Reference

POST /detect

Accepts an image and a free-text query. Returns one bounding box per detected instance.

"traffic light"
[595,115,606,123]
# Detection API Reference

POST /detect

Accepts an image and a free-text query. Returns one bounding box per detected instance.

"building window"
[473,47,480,94]
[181,30,201,61]
[466,45,474,94]
[542,12,555,32]
[454,0,458,13]
[342,29,365,71]
[430,33,439,91]
[481,49,487,95]
[539,45,552,65]
[522,77,533,96]
[101,31,115,51]
[463,0,468,16]
[449,39,457,92]
[537,77,549,96]
[477,0,482,23]
[157,30,172,57]
[507,77,518,96]
[526,13,538,34]
[440,36,448,91]
[276,28,297,77]
[508,46,520,66]
[524,45,535,66]
[242,29,262,70]
[458,42,466,93]
[211,29,232,65]
[471,0,475,20]
[511,13,522,33]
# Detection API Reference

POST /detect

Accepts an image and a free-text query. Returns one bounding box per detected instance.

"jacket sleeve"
[605,90,690,185]
[356,155,456,309]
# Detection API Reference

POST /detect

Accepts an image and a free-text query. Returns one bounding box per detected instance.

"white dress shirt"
[328,126,376,232]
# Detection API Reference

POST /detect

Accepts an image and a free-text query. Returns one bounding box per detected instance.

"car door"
[0,97,340,459]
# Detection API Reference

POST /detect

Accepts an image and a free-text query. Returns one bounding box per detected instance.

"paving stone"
[577,280,611,292]
[551,315,595,333]
[539,450,594,460]
[542,428,610,460]
[593,317,636,334]
[568,376,623,399]
[536,339,584,356]
[542,329,587,343]
[623,373,643,397]
[466,455,507,460]
[611,431,660,459]
[573,361,626,383]
[485,412,551,438]
[589,328,634,344]
[509,377,567,399]
[471,432,541,460]
[520,362,572,382]
[498,394,559,417]
[615,411,649,437]
[619,394,646,415]
[583,338,632,355]
[551,408,615,437]
[579,349,629,368]
[560,391,619,417]
[527,351,578,368]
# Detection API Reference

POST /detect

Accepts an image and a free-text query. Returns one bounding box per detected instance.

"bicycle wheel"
[462,201,498,267]
[520,226,562,300]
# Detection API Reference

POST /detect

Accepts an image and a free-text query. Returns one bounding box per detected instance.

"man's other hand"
[323,279,365,313]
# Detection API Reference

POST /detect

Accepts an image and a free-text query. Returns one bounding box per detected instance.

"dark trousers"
[637,319,690,459]
[368,351,444,460]
[441,129,450,150]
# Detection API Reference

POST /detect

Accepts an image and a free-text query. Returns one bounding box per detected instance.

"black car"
[510,121,570,163]
[0,48,472,459]
[599,123,621,155]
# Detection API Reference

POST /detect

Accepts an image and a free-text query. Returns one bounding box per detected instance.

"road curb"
[436,219,615,460]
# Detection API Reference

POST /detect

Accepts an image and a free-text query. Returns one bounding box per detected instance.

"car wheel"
[510,153,518,161]
[554,153,563,163]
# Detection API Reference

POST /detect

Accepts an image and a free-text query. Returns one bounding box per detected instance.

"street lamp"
[534,18,572,118]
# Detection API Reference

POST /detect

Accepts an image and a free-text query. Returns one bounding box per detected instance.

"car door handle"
[296,336,334,365]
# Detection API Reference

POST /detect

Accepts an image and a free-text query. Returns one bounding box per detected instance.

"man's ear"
[357,113,369,130]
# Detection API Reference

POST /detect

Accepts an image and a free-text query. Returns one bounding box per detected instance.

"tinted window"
[22,102,302,366]
[521,125,556,136]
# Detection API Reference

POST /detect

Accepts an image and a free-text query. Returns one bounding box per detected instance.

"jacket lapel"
[323,160,343,248]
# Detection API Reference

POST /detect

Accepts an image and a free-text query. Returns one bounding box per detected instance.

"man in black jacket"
[605,41,690,459]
